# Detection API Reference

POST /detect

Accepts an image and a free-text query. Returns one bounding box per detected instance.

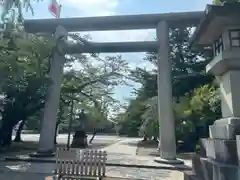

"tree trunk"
[0,119,16,147]
[54,123,59,144]
[89,129,97,144]
[3,128,13,147]
[1,126,13,147]
[143,133,147,141]
[14,120,25,142]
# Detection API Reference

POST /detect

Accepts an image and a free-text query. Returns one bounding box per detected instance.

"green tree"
[144,28,213,98]
[1,0,38,23]
[0,30,52,146]
[212,0,239,4]
[117,97,146,137]
[59,54,128,133]
[0,27,128,147]
[117,27,213,140]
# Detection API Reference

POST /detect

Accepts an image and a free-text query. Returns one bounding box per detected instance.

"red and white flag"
[48,0,61,18]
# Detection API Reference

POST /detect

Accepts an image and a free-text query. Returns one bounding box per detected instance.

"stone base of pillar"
[29,150,55,158]
[154,157,184,165]
[184,119,240,180]
[209,117,240,140]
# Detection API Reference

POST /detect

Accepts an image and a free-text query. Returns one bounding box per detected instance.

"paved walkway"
[0,161,183,180]
[102,139,191,169]
[0,138,185,180]
[101,138,140,155]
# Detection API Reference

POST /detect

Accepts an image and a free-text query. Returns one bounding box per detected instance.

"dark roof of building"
[190,3,240,49]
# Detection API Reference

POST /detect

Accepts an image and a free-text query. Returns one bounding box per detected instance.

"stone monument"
[185,3,240,180]
[71,109,88,148]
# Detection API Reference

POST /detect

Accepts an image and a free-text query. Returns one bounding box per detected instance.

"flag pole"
[57,4,62,18]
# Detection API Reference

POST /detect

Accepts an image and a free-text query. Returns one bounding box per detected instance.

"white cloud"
[59,0,156,43]
[60,0,118,16]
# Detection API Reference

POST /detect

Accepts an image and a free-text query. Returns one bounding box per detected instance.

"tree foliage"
[212,0,239,4]
[1,0,42,23]
[0,30,52,146]
[116,27,220,151]
[0,27,128,147]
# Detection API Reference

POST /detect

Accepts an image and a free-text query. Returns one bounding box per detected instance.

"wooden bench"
[54,148,107,180]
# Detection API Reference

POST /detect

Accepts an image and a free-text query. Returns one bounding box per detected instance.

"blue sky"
[20,0,212,104]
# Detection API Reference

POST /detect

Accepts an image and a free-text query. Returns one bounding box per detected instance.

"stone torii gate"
[24,11,203,163]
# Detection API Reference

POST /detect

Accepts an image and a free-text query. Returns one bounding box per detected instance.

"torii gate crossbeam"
[66,41,159,53]
[24,11,203,33]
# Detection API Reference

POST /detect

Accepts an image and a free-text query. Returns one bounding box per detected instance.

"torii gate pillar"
[36,26,67,156]
[155,21,183,164]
